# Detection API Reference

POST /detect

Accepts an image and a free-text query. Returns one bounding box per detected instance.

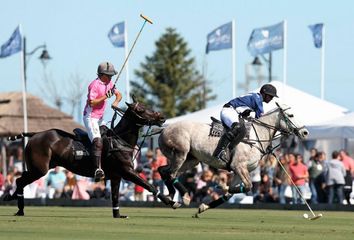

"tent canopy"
[166,81,348,126]
[306,112,354,139]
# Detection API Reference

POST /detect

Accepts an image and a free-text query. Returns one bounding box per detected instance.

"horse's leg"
[158,165,176,200]
[195,193,234,217]
[110,177,128,218]
[229,153,253,193]
[121,168,180,209]
[4,170,44,216]
[174,158,200,206]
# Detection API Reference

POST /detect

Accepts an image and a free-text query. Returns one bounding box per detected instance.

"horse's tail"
[8,132,36,141]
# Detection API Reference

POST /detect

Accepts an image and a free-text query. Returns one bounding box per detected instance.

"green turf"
[0,206,353,240]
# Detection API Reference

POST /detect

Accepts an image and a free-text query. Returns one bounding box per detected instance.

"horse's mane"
[52,129,77,139]
[261,103,289,118]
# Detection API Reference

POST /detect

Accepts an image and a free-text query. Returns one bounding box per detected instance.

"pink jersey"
[83,78,114,119]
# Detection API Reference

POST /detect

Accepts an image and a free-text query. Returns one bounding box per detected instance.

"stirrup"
[94,168,105,182]
[216,150,228,163]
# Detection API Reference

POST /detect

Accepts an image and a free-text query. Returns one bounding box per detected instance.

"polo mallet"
[113,14,153,86]
[275,155,323,220]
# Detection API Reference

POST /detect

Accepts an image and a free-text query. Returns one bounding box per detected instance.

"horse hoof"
[14,211,24,216]
[182,193,191,206]
[192,213,200,218]
[113,214,128,219]
[198,203,210,214]
[172,201,182,209]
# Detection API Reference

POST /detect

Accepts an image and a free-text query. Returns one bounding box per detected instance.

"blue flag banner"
[0,26,22,58]
[247,22,284,56]
[206,22,232,54]
[308,23,323,48]
[108,22,125,48]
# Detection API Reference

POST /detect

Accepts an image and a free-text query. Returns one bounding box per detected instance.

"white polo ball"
[303,213,309,219]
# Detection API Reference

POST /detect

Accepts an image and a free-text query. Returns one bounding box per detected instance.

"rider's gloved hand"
[105,88,115,98]
[241,109,252,118]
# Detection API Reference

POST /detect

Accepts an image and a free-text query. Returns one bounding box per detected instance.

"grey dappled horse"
[158,103,309,207]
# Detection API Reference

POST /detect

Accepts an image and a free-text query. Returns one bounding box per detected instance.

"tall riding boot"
[213,122,246,163]
[212,132,232,163]
[92,137,105,182]
[228,122,247,153]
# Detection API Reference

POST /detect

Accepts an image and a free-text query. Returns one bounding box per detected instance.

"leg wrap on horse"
[92,137,104,181]
[208,193,233,209]
[172,178,188,196]
[228,182,246,194]
[158,166,176,198]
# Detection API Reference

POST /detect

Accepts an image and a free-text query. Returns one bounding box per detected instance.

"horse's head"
[125,100,165,127]
[276,103,309,140]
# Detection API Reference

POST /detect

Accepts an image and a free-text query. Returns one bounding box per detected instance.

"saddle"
[71,126,133,160]
[209,117,251,139]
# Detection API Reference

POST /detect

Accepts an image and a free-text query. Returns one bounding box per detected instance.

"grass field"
[0,206,353,240]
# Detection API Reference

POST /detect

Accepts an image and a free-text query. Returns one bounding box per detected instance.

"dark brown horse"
[4,99,178,217]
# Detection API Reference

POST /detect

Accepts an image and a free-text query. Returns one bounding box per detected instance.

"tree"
[131,28,215,118]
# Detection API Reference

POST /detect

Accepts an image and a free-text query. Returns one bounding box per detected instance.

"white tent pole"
[20,24,28,171]
[283,20,287,86]
[320,25,325,100]
[124,20,130,102]
[232,19,236,98]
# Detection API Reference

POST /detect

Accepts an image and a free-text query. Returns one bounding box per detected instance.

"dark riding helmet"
[97,61,117,76]
[260,84,278,98]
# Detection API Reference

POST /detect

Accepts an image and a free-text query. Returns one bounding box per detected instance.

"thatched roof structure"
[0,92,84,137]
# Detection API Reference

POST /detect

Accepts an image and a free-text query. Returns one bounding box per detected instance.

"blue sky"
[1,1,354,123]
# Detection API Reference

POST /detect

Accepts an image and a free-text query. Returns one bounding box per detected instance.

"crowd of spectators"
[0,143,353,205]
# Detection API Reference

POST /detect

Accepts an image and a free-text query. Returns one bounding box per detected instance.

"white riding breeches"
[220,106,252,128]
[83,115,104,142]
[221,107,239,128]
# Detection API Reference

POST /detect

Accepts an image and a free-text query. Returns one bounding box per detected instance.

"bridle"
[109,102,164,161]
[244,106,305,156]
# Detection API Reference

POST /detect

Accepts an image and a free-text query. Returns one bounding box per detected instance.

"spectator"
[259,155,278,202]
[315,151,328,203]
[151,148,167,195]
[194,169,219,203]
[339,150,354,204]
[289,153,309,204]
[309,148,318,162]
[72,176,90,200]
[325,151,346,204]
[307,151,324,204]
[46,166,66,199]
[0,171,4,196]
[142,150,153,182]
[62,171,77,198]
[134,166,146,201]
[275,154,290,204]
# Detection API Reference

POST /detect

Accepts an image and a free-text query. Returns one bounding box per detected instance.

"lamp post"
[252,52,272,83]
[242,57,266,93]
[21,37,51,171]
[23,37,51,89]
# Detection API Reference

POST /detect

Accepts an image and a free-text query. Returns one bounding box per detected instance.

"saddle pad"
[209,117,225,137]
[209,117,251,139]
[72,141,90,160]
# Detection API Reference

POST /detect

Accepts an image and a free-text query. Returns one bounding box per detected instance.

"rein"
[241,108,296,157]
[110,106,154,162]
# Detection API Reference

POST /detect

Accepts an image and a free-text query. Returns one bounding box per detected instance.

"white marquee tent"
[166,81,348,127]
[307,112,354,139]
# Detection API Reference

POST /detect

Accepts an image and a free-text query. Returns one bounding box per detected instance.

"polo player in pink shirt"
[83,62,122,181]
